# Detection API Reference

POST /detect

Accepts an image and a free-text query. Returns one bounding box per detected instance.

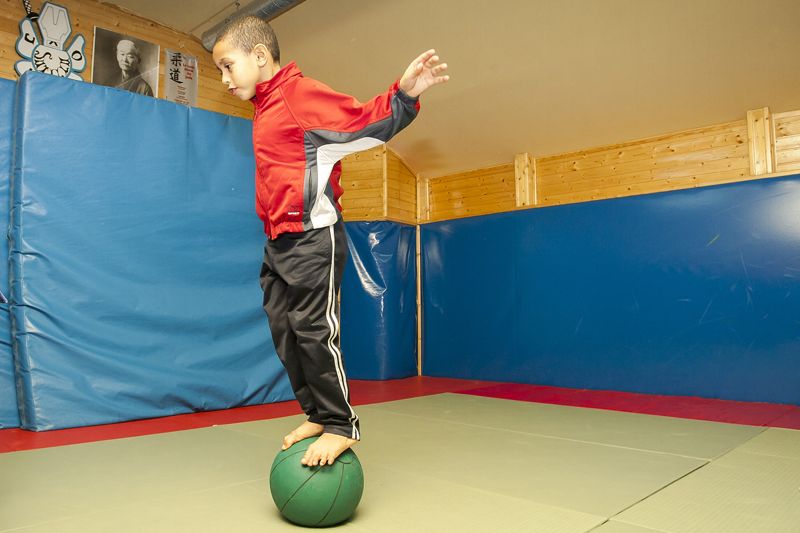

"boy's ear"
[253,43,271,67]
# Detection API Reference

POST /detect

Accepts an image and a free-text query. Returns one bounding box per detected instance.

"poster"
[164,50,198,106]
[92,27,159,97]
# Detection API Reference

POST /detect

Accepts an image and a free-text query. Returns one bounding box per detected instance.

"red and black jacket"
[251,62,420,239]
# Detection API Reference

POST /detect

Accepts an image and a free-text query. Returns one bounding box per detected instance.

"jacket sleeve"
[287,78,420,163]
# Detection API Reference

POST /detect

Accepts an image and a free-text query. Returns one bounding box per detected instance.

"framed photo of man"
[92,28,159,97]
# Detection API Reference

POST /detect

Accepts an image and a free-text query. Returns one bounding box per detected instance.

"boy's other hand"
[399,49,449,98]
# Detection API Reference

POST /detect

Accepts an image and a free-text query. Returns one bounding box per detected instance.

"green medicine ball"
[269,437,364,527]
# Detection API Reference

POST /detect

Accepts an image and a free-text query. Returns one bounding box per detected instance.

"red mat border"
[2,377,798,453]
[0,377,493,453]
[458,383,800,429]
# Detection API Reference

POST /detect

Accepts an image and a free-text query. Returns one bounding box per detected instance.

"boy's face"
[212,38,271,101]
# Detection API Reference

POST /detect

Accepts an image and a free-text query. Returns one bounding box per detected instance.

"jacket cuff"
[396,87,419,105]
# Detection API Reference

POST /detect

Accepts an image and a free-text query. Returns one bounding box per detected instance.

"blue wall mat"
[0,78,19,428]
[422,175,800,405]
[10,73,293,430]
[341,221,417,379]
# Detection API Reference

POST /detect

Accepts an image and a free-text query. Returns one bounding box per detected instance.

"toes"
[301,447,320,467]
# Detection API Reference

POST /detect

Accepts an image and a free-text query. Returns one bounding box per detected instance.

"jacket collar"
[253,61,301,104]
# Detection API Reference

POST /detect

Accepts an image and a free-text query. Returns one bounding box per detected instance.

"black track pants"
[260,221,360,440]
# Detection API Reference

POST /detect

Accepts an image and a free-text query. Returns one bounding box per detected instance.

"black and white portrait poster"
[92,28,159,97]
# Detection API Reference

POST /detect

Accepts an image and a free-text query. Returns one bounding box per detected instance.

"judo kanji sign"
[164,50,198,106]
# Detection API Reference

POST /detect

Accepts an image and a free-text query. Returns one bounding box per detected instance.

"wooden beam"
[415,224,422,376]
[747,107,774,175]
[514,152,535,207]
[415,171,426,375]
[416,174,430,223]
[381,145,389,218]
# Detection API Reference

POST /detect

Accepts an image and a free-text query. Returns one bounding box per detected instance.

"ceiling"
[108,0,800,178]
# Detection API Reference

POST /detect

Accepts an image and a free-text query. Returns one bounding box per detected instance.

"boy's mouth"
[228,87,238,95]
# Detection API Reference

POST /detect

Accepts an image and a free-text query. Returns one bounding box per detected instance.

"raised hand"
[399,49,449,98]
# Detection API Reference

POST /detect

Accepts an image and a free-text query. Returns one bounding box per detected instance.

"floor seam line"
[366,408,718,461]
[603,460,711,524]
[373,460,608,522]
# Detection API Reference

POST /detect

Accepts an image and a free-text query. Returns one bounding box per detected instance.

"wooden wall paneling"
[536,120,752,206]
[426,163,516,222]
[536,122,747,177]
[385,149,417,225]
[340,146,385,221]
[774,110,800,172]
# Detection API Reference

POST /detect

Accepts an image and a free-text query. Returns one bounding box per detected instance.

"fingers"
[413,48,437,67]
[417,52,449,78]
[421,54,442,72]
[431,63,448,76]
[424,61,450,87]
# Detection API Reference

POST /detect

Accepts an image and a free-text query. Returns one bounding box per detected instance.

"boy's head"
[212,16,281,101]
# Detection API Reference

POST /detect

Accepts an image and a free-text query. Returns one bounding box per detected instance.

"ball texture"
[269,437,364,527]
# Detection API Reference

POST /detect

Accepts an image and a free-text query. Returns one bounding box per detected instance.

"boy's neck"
[259,62,282,84]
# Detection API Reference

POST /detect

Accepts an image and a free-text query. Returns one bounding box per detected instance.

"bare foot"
[301,433,357,467]
[282,420,324,450]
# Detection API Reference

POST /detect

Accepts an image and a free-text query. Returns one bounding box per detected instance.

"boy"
[212,16,448,467]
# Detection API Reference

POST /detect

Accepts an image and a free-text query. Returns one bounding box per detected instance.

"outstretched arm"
[399,49,450,98]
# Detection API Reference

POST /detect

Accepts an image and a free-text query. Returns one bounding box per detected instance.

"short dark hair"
[215,16,280,63]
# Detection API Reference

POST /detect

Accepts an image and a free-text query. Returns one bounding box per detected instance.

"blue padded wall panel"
[11,73,292,430]
[422,175,800,405]
[0,78,19,428]
[341,222,417,380]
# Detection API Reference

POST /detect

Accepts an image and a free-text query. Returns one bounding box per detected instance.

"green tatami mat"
[1,458,604,533]
[226,399,705,517]
[329,463,604,533]
[0,427,270,531]
[734,427,800,460]
[1,481,280,533]
[1,409,606,533]
[615,439,800,533]
[365,393,764,459]
[3,394,793,533]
